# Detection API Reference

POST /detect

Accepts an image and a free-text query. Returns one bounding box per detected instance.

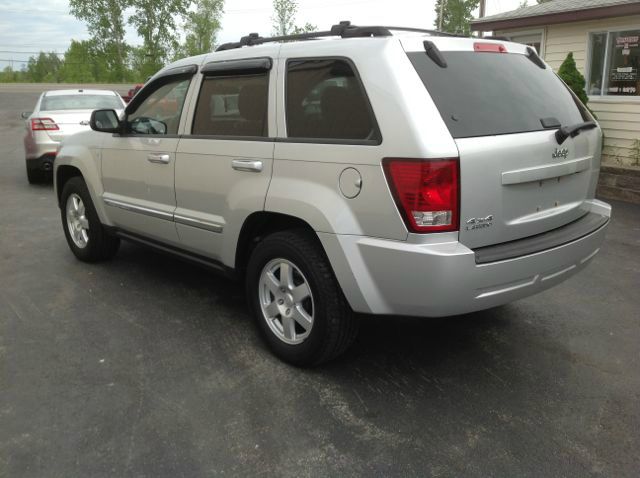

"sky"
[0,0,524,70]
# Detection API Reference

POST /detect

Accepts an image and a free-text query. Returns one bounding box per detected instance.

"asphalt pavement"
[1,86,639,477]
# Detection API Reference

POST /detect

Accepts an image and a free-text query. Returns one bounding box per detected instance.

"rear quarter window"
[285,58,380,143]
[408,51,589,138]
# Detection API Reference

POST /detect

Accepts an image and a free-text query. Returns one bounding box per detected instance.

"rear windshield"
[41,94,122,111]
[408,51,589,138]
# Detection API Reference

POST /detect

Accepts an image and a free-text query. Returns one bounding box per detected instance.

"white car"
[23,89,125,183]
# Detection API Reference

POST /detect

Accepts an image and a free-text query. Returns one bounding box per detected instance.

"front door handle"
[147,153,170,164]
[232,159,263,173]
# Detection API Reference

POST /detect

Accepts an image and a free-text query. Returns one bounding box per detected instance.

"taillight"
[474,42,507,53]
[31,118,59,131]
[383,158,459,233]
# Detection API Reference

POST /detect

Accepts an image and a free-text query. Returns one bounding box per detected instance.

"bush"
[558,52,589,105]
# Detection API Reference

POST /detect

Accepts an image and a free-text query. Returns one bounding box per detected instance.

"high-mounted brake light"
[383,158,459,233]
[474,42,507,53]
[31,118,59,131]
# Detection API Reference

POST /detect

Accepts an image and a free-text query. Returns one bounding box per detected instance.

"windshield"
[41,94,123,111]
[408,51,590,138]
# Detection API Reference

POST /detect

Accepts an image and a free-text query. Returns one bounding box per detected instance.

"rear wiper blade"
[555,121,597,145]
[526,46,546,69]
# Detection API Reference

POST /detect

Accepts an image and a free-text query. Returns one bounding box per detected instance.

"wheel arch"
[234,211,317,276]
[233,211,371,314]
[54,145,111,226]
[55,165,83,207]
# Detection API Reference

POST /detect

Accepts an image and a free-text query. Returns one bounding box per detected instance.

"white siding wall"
[498,16,640,166]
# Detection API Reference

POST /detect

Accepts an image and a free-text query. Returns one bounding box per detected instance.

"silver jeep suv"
[54,23,611,365]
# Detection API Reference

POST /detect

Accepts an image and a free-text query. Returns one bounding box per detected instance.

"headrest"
[238,84,267,121]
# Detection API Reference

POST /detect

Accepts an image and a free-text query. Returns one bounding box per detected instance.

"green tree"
[0,66,24,83]
[129,0,191,78]
[68,0,130,82]
[180,0,225,57]
[558,52,588,105]
[537,0,553,3]
[271,0,316,36]
[58,40,97,83]
[26,52,63,83]
[434,0,480,36]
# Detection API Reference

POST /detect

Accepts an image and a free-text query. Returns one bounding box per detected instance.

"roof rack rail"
[483,35,510,41]
[215,21,463,52]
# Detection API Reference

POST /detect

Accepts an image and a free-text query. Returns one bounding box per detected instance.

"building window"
[588,29,640,97]
[507,32,543,56]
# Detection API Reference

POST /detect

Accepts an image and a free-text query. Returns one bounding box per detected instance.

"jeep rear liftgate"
[407,47,601,248]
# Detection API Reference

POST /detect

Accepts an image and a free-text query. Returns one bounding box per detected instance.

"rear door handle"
[232,159,263,172]
[147,153,170,164]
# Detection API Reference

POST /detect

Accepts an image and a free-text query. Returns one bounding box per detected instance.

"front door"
[101,74,193,246]
[174,57,276,265]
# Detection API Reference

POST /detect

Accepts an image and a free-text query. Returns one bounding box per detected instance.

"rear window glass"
[41,94,122,111]
[408,51,589,138]
[286,59,379,142]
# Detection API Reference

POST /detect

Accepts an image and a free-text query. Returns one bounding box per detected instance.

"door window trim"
[201,57,272,76]
[282,56,382,146]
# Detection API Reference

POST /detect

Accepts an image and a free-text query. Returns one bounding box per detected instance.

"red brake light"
[383,158,459,233]
[474,42,507,53]
[31,118,59,131]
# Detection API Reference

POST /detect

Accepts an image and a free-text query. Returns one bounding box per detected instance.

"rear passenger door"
[174,57,276,263]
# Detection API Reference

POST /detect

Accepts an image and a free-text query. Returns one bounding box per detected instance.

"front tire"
[60,177,120,262]
[246,229,358,366]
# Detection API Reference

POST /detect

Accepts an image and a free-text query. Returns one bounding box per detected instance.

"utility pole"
[438,0,445,31]
[478,0,486,37]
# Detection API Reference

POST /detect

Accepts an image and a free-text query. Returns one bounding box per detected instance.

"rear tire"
[26,163,46,184]
[246,229,358,366]
[60,177,120,262]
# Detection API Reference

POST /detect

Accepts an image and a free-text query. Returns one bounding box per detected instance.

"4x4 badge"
[552,148,569,159]
[466,215,493,231]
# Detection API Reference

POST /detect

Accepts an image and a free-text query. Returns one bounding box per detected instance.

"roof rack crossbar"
[382,26,461,37]
[215,21,463,52]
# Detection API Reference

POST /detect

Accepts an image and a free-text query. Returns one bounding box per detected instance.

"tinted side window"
[286,59,378,142]
[192,73,268,137]
[128,79,190,135]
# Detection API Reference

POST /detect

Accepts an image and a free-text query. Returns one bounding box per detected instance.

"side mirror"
[21,111,31,120]
[90,109,120,133]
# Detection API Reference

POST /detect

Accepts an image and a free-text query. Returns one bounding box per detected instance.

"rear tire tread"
[247,229,358,366]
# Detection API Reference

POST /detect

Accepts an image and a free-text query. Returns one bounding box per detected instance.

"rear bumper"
[319,199,611,317]
[24,130,59,160]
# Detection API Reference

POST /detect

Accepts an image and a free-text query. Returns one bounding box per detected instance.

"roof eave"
[471,3,640,32]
